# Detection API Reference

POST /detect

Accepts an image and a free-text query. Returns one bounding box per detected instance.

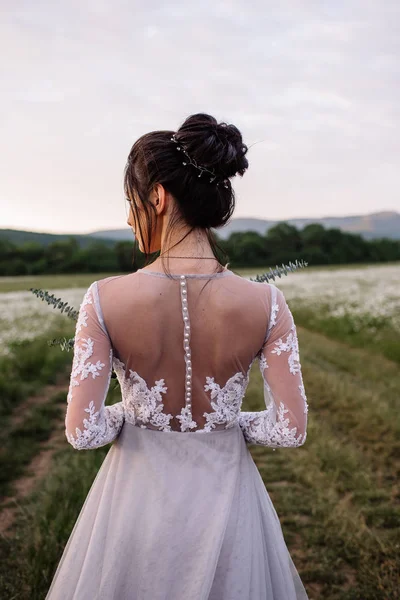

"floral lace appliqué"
[299,383,309,414]
[112,357,173,431]
[238,319,308,447]
[75,287,93,334]
[259,353,268,373]
[66,396,125,450]
[67,338,106,404]
[66,347,125,450]
[68,287,105,406]
[270,301,279,329]
[271,326,301,375]
[260,293,279,353]
[176,406,198,432]
[201,361,254,433]
[258,354,274,399]
[68,338,105,402]
[239,401,306,447]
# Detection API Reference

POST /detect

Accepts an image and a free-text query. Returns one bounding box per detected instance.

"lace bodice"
[65,268,308,450]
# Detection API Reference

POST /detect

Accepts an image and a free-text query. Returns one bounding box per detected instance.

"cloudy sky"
[1,0,399,234]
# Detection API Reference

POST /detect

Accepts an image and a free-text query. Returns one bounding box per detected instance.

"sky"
[1,0,399,234]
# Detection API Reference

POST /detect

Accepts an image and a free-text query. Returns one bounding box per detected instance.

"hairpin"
[171,134,229,188]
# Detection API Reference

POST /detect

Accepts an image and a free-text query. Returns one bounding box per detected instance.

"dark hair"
[124,112,249,275]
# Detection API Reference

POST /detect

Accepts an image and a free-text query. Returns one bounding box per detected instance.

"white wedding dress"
[45,266,309,599]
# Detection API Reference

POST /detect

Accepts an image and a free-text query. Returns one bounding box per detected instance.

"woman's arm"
[238,284,308,448]
[65,282,124,450]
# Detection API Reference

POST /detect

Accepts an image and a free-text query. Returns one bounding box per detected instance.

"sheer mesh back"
[98,269,271,432]
[65,266,308,448]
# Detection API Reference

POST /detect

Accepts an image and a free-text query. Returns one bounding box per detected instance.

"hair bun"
[176,113,249,180]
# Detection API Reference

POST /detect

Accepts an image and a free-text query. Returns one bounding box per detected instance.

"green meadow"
[0,265,399,599]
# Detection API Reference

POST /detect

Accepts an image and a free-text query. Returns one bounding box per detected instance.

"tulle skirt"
[45,421,309,599]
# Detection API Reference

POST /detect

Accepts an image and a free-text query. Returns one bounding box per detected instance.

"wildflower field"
[0,262,399,599]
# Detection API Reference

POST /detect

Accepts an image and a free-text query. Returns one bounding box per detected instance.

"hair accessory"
[170,134,229,188]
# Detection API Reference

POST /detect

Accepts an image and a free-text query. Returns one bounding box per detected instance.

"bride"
[46,112,309,599]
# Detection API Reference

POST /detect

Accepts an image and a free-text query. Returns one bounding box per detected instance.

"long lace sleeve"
[65,281,125,450]
[238,284,308,448]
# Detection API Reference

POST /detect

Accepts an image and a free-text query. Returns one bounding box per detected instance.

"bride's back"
[98,268,272,432]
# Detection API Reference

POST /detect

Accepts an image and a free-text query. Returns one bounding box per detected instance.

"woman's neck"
[151,227,223,273]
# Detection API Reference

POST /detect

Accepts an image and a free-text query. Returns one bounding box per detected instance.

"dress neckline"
[136,268,235,280]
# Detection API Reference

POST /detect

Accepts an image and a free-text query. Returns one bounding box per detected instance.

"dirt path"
[10,370,69,428]
[0,376,70,537]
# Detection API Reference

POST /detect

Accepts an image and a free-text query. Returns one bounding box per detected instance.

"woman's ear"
[152,183,168,216]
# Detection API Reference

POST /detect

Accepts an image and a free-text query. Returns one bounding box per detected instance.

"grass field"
[0,264,399,599]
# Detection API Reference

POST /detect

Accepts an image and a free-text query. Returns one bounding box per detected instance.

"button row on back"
[180,275,192,408]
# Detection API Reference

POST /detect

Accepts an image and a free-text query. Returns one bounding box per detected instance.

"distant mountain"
[284,211,400,241]
[89,210,400,242]
[0,228,116,248]
[1,211,399,247]
[89,229,134,241]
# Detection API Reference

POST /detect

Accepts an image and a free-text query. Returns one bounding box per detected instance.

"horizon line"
[0,208,398,237]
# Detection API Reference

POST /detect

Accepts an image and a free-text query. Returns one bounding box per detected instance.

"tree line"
[0,223,399,276]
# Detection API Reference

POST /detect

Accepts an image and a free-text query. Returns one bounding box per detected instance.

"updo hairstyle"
[124,112,249,273]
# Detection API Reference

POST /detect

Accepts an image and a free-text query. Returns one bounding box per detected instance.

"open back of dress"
[65,267,308,446]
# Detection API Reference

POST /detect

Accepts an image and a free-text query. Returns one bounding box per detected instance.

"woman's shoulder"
[95,272,138,288]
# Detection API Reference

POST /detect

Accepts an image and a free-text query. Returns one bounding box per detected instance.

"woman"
[46,113,309,599]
